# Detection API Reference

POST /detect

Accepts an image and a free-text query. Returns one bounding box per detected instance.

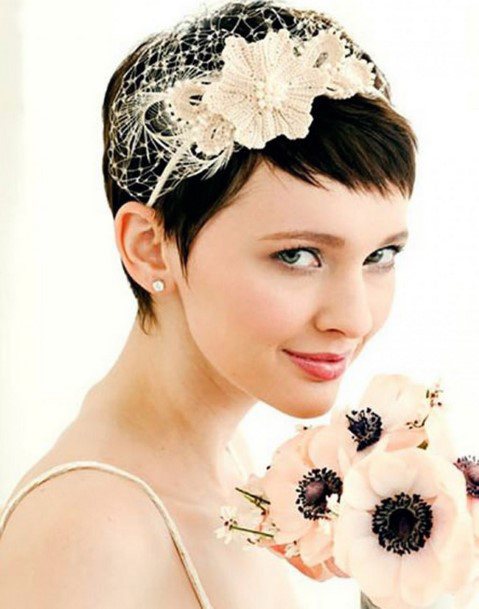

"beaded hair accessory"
[106,0,391,209]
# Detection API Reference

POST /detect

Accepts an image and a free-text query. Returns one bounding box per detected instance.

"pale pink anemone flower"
[330,374,455,477]
[259,423,362,577]
[453,548,479,609]
[451,456,479,608]
[333,445,475,609]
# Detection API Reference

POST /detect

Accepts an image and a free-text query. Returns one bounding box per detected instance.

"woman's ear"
[113,201,171,293]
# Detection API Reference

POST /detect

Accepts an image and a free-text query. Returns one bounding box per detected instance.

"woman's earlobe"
[152,279,165,293]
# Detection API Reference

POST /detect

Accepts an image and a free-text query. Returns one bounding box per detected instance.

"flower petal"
[267,447,309,485]
[429,494,457,557]
[342,465,379,511]
[425,409,457,460]
[333,504,372,575]
[221,34,257,75]
[470,498,479,539]
[303,29,347,68]
[262,29,296,72]
[272,516,311,544]
[349,535,401,601]
[307,427,341,472]
[265,481,299,516]
[441,515,475,592]
[299,522,333,566]
[411,458,440,500]
[400,543,444,607]
[368,450,418,498]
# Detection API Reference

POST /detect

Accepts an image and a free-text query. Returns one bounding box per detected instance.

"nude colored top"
[0,442,249,609]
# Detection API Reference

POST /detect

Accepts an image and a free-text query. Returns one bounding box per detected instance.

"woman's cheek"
[222,274,312,342]
[378,277,396,320]
[368,278,396,335]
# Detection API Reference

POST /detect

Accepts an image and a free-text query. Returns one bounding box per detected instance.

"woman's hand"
[267,542,350,581]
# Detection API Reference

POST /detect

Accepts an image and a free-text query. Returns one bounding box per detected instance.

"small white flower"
[214,505,239,545]
[214,501,268,547]
[220,504,238,520]
[214,524,234,544]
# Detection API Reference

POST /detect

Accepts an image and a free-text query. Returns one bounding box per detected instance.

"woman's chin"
[269,382,342,419]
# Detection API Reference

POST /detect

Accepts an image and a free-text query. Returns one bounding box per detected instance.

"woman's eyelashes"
[271,244,406,273]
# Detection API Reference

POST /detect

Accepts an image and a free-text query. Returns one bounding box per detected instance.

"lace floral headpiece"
[106,1,391,208]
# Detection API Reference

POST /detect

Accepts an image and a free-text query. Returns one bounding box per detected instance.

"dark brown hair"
[101,2,418,335]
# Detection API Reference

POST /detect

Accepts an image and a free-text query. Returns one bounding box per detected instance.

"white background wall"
[1,0,478,607]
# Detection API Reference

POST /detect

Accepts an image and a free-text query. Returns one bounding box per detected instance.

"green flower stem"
[230,524,274,538]
[235,487,271,505]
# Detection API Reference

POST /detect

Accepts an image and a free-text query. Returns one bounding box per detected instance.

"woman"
[0,1,417,607]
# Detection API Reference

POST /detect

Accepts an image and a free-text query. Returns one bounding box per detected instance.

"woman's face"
[164,160,410,418]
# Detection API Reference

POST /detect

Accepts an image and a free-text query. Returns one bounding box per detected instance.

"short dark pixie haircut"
[101,1,418,335]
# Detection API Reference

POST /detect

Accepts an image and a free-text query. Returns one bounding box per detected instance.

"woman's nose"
[313,271,374,339]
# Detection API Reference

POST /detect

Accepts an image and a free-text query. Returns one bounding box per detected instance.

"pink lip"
[283,350,349,381]
[283,349,352,362]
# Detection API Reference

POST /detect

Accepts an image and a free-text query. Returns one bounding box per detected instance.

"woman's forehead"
[231,160,407,207]
[220,162,409,239]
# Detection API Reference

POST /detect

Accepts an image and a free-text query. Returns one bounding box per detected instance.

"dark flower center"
[296,467,342,520]
[372,492,433,555]
[346,406,383,451]
[304,480,325,503]
[389,508,417,541]
[469,464,479,485]
[454,455,479,498]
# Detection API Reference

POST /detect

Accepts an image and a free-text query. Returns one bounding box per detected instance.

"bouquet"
[214,374,479,609]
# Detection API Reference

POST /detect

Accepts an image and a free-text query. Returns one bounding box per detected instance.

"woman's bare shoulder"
[0,464,177,608]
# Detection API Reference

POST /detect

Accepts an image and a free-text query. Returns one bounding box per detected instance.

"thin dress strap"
[0,441,249,609]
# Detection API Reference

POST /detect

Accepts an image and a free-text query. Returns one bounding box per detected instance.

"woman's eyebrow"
[259,229,409,248]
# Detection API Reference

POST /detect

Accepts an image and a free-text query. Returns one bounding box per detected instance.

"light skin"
[81,158,410,509]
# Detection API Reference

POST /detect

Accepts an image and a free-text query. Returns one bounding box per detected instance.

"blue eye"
[271,245,405,272]
[365,245,405,272]
[272,247,321,269]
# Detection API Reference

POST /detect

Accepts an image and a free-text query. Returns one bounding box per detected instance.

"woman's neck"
[76,317,255,504]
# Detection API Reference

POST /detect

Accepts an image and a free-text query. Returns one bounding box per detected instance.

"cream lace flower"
[325,55,376,99]
[166,79,236,156]
[167,27,379,153]
[203,28,334,149]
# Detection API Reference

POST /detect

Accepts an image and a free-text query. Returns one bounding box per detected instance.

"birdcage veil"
[106,0,391,209]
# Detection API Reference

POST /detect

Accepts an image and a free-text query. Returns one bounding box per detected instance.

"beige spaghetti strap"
[0,442,248,609]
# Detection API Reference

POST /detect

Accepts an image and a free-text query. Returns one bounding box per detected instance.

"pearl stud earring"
[152,279,165,292]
